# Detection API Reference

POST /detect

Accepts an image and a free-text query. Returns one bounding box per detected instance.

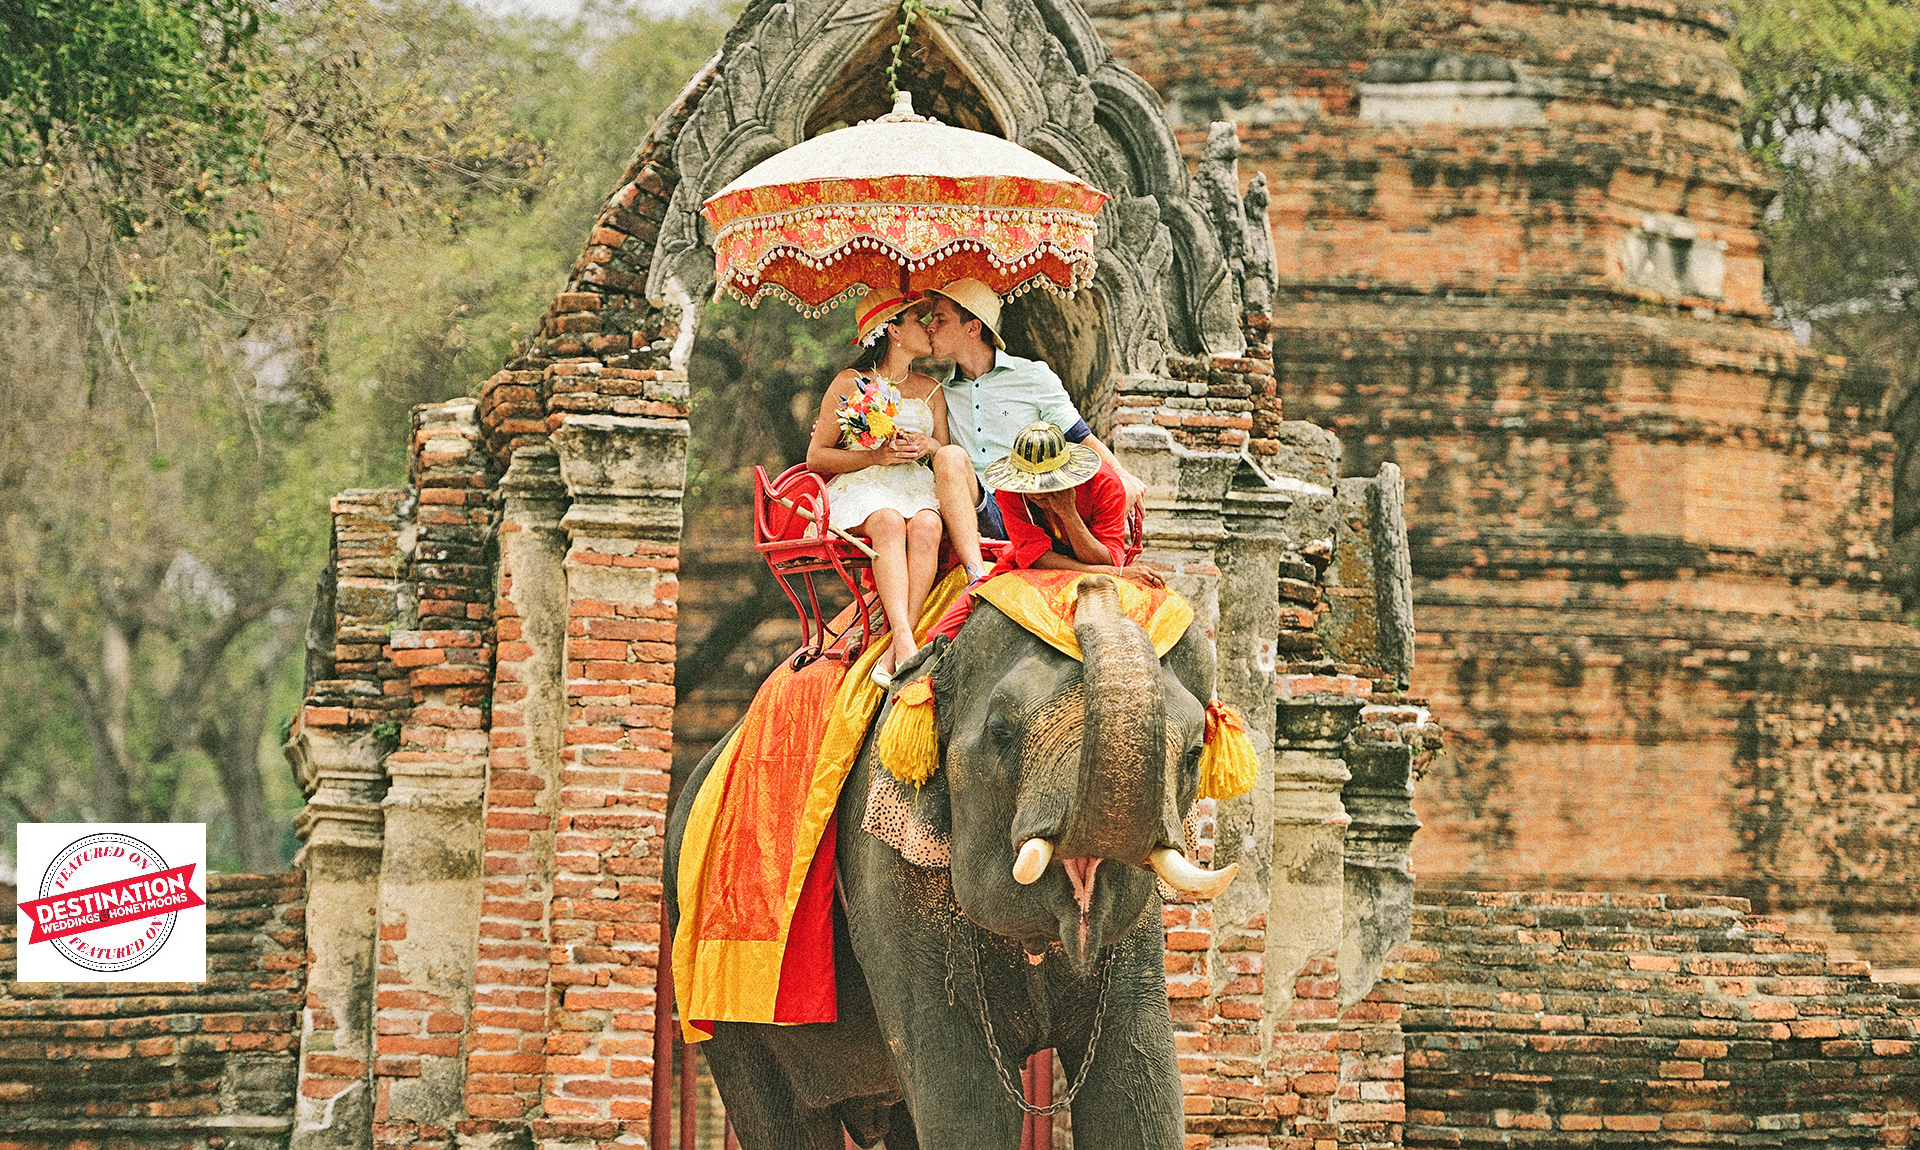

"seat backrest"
[754,464,829,548]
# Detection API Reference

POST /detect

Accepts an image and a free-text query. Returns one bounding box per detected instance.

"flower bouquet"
[836,375,900,449]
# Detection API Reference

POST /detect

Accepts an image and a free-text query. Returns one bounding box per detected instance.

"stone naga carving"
[1194,121,1278,326]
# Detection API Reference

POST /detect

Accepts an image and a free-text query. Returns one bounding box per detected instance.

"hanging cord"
[886,0,957,96]
[955,915,1114,1117]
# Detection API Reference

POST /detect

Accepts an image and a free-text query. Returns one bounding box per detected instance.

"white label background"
[16,823,207,983]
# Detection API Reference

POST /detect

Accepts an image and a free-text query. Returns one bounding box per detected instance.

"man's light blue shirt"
[941,352,1085,490]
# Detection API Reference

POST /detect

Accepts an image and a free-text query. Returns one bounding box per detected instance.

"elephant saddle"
[671,567,971,1040]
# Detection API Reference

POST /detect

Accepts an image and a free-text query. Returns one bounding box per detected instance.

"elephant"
[664,575,1235,1150]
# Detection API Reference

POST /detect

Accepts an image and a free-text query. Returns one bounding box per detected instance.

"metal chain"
[961,917,1113,1117]
[945,919,957,1007]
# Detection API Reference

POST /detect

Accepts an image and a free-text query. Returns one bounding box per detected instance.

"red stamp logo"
[18,831,206,974]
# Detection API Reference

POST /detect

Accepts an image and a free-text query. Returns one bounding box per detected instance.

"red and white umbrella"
[702,93,1109,315]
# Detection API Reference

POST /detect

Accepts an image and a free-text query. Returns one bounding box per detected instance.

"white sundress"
[825,394,941,531]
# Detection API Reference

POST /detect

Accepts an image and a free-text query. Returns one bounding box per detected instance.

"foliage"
[0,0,273,202]
[0,0,731,873]
[1727,1,1920,401]
[1728,0,1920,158]
[886,0,956,97]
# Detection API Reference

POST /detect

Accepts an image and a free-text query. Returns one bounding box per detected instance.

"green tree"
[0,0,557,869]
[0,0,271,193]
[0,0,737,871]
[1728,0,1920,371]
[1728,0,1920,598]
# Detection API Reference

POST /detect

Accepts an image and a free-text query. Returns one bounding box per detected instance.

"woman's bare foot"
[884,635,918,678]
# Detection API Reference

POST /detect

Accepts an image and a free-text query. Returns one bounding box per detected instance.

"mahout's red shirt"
[993,461,1128,575]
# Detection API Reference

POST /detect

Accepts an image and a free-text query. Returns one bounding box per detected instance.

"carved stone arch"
[644,0,1244,388]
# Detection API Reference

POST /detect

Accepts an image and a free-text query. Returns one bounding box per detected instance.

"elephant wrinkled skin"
[665,576,1218,1150]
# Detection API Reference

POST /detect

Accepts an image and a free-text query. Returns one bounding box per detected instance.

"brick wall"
[1169,893,1411,1150]
[1091,0,1920,970]
[0,874,305,1150]
[1394,891,1920,1146]
[1118,341,1277,457]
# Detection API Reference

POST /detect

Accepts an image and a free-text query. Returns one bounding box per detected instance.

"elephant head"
[922,575,1232,972]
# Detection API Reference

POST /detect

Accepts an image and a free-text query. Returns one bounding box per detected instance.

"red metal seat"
[752,464,879,664]
[752,465,1143,665]
[1121,500,1145,566]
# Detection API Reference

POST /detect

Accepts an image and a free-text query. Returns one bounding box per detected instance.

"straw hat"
[983,422,1101,494]
[926,278,1006,350]
[851,287,923,346]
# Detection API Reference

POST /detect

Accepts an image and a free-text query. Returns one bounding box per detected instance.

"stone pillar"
[461,446,570,1138]
[1213,484,1293,907]
[1114,421,1240,638]
[373,738,487,1132]
[289,728,387,1150]
[370,401,497,1141]
[1337,738,1420,1007]
[291,487,414,1150]
[1265,695,1362,1019]
[542,411,687,1147]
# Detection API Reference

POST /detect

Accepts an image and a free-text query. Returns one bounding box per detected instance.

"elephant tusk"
[1148,847,1237,900]
[1013,838,1053,885]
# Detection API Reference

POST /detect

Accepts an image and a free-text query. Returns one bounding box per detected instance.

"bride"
[805,288,951,687]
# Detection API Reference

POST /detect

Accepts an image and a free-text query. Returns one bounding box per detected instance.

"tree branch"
[13,590,135,820]
[674,576,793,703]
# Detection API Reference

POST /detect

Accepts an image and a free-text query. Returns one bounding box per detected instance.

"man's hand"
[1118,467,1147,513]
[886,433,938,463]
[1027,488,1078,521]
[1120,563,1165,588]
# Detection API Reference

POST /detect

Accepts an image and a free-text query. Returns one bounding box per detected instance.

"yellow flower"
[867,411,895,440]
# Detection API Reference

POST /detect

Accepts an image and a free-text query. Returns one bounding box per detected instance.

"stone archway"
[286,1,1422,1146]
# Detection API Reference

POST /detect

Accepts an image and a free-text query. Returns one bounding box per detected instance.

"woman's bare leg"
[861,509,913,675]
[897,509,944,664]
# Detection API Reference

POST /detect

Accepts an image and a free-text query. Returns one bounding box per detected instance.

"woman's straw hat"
[983,421,1101,494]
[850,287,922,345]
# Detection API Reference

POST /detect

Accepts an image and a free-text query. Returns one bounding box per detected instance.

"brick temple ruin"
[1091,0,1920,966]
[3,0,1917,1147]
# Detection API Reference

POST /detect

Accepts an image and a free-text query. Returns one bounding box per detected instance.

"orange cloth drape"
[672,568,968,1039]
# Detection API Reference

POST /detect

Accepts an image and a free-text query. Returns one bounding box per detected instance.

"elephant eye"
[986,707,1019,748]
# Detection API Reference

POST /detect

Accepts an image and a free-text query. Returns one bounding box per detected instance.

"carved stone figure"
[1240,172,1275,314]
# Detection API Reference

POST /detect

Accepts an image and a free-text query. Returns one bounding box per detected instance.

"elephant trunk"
[1056,576,1176,864]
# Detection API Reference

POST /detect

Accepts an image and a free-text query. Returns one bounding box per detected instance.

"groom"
[919,278,1146,581]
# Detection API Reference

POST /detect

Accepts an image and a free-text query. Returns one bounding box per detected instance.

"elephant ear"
[860,638,952,867]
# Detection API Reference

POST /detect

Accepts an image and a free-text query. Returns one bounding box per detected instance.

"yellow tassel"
[1197,700,1258,801]
[877,677,939,787]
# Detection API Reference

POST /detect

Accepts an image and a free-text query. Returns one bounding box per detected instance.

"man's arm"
[1077,433,1147,512]
[1026,489,1123,567]
[1024,474,1162,586]
[1028,358,1148,512]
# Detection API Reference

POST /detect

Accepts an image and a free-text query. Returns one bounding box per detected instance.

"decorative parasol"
[703,92,1109,315]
